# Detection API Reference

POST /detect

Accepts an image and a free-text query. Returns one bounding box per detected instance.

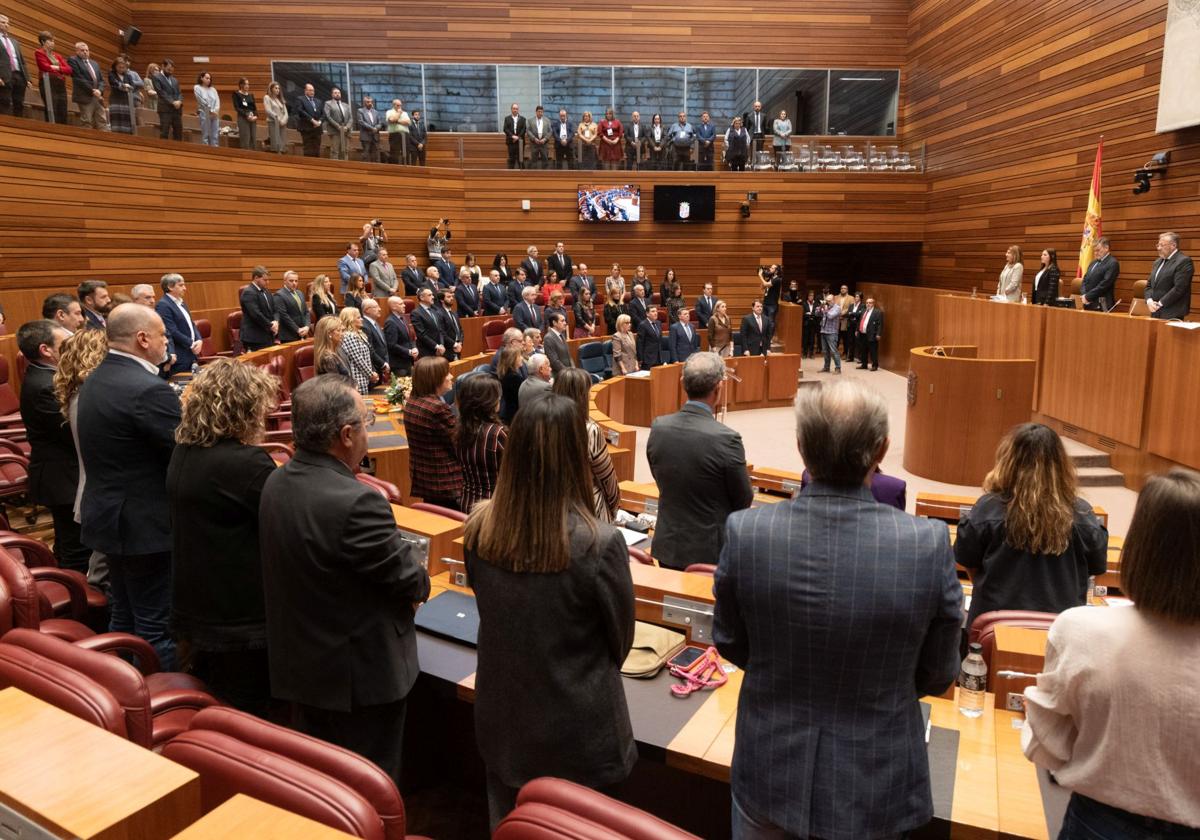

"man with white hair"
[513,285,544,332]
[273,270,311,343]
[384,297,417,375]
[647,352,752,570]
[714,379,962,840]
[518,353,552,408]
[77,304,182,669]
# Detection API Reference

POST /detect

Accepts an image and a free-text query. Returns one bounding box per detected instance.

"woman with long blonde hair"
[312,315,350,381]
[955,423,1108,631]
[336,307,377,394]
[310,274,338,321]
[54,329,109,525]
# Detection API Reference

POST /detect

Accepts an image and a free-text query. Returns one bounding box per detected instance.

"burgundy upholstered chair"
[0,639,130,738]
[226,311,243,355]
[0,357,22,427]
[968,610,1057,671]
[295,345,316,382]
[409,502,466,522]
[627,547,654,566]
[0,548,94,640]
[483,318,508,350]
[0,532,107,630]
[164,706,427,840]
[495,777,701,839]
[193,318,233,364]
[356,473,402,505]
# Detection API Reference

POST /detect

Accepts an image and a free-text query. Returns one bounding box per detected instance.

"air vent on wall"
[1097,437,1117,450]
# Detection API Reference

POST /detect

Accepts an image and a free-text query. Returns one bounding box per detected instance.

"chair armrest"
[29,567,87,619]
[0,427,28,441]
[74,632,163,675]
[148,688,222,716]
[0,413,23,428]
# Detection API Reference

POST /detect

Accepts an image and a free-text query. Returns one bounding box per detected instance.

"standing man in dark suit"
[482,269,509,315]
[357,94,382,163]
[151,58,183,140]
[411,287,446,358]
[239,266,278,352]
[296,83,324,158]
[740,300,773,356]
[78,279,111,330]
[854,297,884,371]
[647,353,753,570]
[627,283,649,328]
[553,108,575,169]
[503,102,526,169]
[636,305,664,370]
[260,376,430,785]
[568,262,596,301]
[526,104,551,170]
[273,270,311,343]
[548,242,573,285]
[624,111,644,170]
[506,268,528,312]
[433,248,457,290]
[436,289,464,362]
[454,273,480,317]
[400,254,425,296]
[714,379,961,839]
[1145,231,1194,320]
[407,109,427,165]
[384,296,418,375]
[513,286,544,332]
[669,308,701,364]
[743,99,767,157]
[696,111,717,171]
[155,273,202,373]
[1080,237,1119,311]
[67,41,105,130]
[18,320,88,572]
[520,245,543,287]
[543,312,574,375]
[77,304,182,669]
[801,291,819,358]
[693,282,716,328]
[0,15,30,118]
[358,298,391,381]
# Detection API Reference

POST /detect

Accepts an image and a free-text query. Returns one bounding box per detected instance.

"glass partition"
[686,68,756,129]
[540,65,612,124]
[758,69,828,135]
[614,66,684,122]
[828,70,899,136]
[423,64,497,133]
[348,64,423,116]
[496,65,541,129]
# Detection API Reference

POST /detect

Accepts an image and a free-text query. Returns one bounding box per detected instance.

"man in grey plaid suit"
[714,379,962,840]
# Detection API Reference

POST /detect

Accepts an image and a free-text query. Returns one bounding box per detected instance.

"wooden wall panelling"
[1145,324,1200,470]
[904,0,1200,316]
[7,1,129,76]
[1037,307,1153,447]
[858,282,945,372]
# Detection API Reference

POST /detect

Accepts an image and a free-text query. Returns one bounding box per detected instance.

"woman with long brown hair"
[955,423,1107,632]
[455,373,507,511]
[404,356,462,510]
[707,299,733,357]
[54,329,108,536]
[552,369,619,522]
[464,395,635,830]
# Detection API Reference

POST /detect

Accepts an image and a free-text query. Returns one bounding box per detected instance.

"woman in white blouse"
[1023,468,1200,837]
[263,81,289,154]
[996,245,1024,302]
[193,72,220,147]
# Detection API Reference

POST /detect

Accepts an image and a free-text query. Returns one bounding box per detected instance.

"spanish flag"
[1077,138,1103,279]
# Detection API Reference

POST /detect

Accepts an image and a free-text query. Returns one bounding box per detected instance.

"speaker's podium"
[903,345,1035,486]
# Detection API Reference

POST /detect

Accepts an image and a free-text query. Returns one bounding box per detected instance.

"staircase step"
[1062,438,1111,470]
[1077,466,1126,487]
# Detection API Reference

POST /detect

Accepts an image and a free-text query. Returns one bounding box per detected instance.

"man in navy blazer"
[155,273,202,373]
[482,270,509,315]
[433,249,457,290]
[383,297,417,375]
[636,305,664,369]
[1080,237,1119,311]
[668,308,700,363]
[239,266,278,352]
[454,277,480,316]
[512,286,544,332]
[714,380,961,840]
[693,283,716,328]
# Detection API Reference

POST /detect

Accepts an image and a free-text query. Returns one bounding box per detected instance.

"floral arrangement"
[385,374,411,407]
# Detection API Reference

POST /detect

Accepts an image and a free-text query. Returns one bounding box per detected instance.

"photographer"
[759,263,783,321]
[427,218,451,261]
[359,220,387,269]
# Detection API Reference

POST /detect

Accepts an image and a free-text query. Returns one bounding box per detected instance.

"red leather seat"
[968,610,1057,671]
[165,706,424,840]
[258,442,294,466]
[0,547,93,640]
[295,345,316,382]
[357,473,402,505]
[0,532,107,630]
[0,640,129,737]
[483,319,508,350]
[227,311,243,355]
[1,628,220,749]
[14,354,29,385]
[409,502,466,522]
[496,778,701,839]
[194,318,232,364]
[0,433,31,458]
[683,564,716,577]
[628,547,654,566]
[0,452,29,500]
[0,357,23,427]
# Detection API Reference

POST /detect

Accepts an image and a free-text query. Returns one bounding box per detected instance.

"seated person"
[955,423,1108,632]
[800,466,906,511]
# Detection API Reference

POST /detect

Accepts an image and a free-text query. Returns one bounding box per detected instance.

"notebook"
[414,590,480,647]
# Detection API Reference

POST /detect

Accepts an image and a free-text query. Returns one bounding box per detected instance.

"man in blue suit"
[433,248,457,290]
[714,379,962,840]
[154,273,201,374]
[482,270,509,315]
[1080,237,1119,311]
[668,308,700,363]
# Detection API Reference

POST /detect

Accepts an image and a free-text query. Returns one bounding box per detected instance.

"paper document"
[616,526,650,547]
[1166,320,1200,330]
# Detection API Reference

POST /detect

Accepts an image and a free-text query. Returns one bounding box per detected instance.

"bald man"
[76,304,181,669]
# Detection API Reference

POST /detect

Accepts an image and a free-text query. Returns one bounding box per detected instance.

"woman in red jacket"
[34,31,69,124]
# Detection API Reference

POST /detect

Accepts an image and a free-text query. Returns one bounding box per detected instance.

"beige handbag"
[621,622,686,678]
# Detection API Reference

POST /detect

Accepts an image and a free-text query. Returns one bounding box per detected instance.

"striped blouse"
[588,420,620,522]
[457,422,508,513]
[339,332,374,394]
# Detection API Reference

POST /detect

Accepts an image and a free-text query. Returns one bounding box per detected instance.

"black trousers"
[187,646,272,718]
[48,504,90,573]
[698,142,714,170]
[388,132,406,164]
[555,142,574,169]
[0,71,26,116]
[361,135,380,163]
[801,323,817,356]
[301,129,322,157]
[295,697,407,787]
[506,140,522,168]
[857,335,879,368]
[158,109,182,140]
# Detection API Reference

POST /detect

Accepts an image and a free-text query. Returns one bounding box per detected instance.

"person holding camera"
[428,218,450,261]
[759,264,783,321]
[360,220,387,268]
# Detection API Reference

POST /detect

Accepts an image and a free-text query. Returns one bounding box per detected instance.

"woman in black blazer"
[465,397,635,830]
[166,359,279,715]
[493,253,512,286]
[310,274,339,321]
[1033,248,1061,305]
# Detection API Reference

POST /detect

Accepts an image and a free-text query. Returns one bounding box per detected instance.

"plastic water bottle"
[957,642,987,718]
[1021,293,1028,305]
[191,363,200,377]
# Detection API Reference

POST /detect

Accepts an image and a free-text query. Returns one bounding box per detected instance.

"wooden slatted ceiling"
[0,115,924,328]
[903,0,1200,315]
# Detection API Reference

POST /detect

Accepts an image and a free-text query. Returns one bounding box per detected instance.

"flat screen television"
[653,185,716,222]
[577,185,640,222]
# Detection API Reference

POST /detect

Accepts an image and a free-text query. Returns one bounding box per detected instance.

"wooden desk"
[725,356,765,406]
[621,375,653,427]
[991,626,1047,711]
[748,466,804,496]
[916,492,1108,528]
[0,688,200,839]
[391,504,464,577]
[1146,321,1200,469]
[172,795,356,839]
[650,363,685,419]
[935,296,1045,411]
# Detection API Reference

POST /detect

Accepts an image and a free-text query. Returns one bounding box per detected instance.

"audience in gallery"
[1023,467,1200,836]
[166,359,278,715]
[464,394,636,830]
[33,30,69,125]
[955,423,1108,632]
[715,378,962,839]
[336,307,377,395]
[647,352,753,571]
[404,355,463,511]
[454,372,507,513]
[553,368,622,523]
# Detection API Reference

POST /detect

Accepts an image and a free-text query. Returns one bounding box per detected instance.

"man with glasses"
[260,376,429,787]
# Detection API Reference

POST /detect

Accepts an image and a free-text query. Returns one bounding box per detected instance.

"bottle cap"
[968,642,983,653]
